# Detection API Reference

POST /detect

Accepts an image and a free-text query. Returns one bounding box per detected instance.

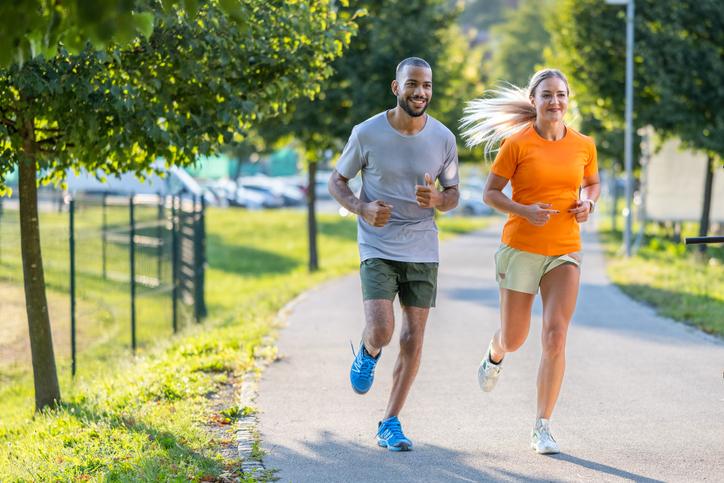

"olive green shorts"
[360,258,438,308]
[494,244,581,294]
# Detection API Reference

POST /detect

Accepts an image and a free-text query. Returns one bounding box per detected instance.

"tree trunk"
[19,119,61,411]
[307,160,319,272]
[697,154,715,254]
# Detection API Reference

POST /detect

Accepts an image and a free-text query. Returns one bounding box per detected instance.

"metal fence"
[0,191,206,376]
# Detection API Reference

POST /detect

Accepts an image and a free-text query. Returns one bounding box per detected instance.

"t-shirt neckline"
[384,110,429,138]
[530,123,568,143]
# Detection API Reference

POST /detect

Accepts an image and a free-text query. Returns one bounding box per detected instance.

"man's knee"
[367,323,394,347]
[363,300,395,347]
[399,325,425,356]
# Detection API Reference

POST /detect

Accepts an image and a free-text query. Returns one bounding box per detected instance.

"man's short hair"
[395,57,431,79]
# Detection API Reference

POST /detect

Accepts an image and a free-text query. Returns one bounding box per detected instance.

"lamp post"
[606,0,635,257]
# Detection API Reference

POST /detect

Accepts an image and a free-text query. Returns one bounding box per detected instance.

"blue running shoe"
[350,341,380,394]
[377,416,413,451]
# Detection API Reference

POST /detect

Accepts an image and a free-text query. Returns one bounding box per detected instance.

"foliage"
[487,0,555,88]
[550,0,724,161]
[260,0,483,161]
[0,1,356,192]
[458,0,510,32]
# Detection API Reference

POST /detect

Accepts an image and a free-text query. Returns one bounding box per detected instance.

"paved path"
[257,223,724,482]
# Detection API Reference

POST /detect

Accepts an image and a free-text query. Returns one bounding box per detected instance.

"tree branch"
[37,135,64,145]
[38,143,74,153]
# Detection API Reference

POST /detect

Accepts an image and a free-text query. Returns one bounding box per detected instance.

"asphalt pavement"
[257,221,724,482]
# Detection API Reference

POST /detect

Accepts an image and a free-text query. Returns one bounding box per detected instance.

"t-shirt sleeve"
[584,139,598,178]
[438,134,459,187]
[334,127,364,179]
[490,138,518,179]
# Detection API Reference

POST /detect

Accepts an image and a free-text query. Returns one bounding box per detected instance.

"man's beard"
[398,96,428,117]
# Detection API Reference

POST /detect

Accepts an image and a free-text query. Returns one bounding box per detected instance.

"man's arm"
[328,170,392,227]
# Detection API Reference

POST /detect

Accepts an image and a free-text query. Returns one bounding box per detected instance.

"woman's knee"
[499,331,526,353]
[541,323,568,356]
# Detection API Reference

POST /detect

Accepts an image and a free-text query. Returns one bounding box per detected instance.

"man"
[328,57,459,451]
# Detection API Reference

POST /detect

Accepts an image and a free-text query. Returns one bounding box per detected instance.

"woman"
[460,69,600,454]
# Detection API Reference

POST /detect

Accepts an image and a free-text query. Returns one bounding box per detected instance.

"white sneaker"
[477,342,502,392]
[531,418,560,454]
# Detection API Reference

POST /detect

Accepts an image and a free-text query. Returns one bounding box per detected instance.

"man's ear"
[391,79,399,96]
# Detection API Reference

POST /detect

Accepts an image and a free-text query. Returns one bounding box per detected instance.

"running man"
[328,57,459,452]
[460,68,600,454]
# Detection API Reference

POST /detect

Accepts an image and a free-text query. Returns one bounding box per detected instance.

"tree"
[0,0,354,411]
[550,0,723,241]
[487,0,554,88]
[458,0,514,34]
[262,0,483,270]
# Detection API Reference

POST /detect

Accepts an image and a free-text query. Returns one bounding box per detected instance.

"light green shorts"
[494,244,581,294]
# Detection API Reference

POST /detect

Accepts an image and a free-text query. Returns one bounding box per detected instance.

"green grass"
[597,206,723,336]
[0,208,490,481]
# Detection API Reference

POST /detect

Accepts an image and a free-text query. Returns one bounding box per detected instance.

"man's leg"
[383,305,429,418]
[361,299,395,357]
[350,299,394,394]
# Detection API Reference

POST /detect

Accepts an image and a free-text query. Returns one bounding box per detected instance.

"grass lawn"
[0,208,490,481]
[597,213,723,337]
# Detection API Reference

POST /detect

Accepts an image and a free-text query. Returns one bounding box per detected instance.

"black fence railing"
[0,191,206,376]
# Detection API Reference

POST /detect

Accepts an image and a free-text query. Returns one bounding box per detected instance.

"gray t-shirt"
[335,111,459,263]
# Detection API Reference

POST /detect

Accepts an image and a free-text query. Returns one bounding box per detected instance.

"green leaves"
[0,0,156,68]
[0,1,355,191]
[551,0,724,160]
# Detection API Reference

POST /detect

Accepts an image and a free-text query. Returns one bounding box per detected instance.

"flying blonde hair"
[460,69,570,158]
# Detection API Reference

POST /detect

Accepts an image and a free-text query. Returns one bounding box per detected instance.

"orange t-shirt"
[490,124,598,256]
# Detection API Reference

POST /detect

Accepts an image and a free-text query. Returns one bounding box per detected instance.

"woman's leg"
[536,263,580,418]
[489,288,536,362]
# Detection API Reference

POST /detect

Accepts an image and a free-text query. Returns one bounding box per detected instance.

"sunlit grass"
[0,207,490,481]
[597,202,723,336]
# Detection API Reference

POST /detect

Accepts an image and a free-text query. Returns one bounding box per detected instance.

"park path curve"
[257,222,724,482]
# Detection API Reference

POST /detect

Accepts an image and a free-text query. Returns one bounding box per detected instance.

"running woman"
[460,68,600,454]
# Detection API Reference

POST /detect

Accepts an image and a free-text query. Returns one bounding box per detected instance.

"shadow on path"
[551,453,664,483]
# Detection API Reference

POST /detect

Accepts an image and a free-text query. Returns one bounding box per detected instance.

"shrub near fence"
[0,191,206,376]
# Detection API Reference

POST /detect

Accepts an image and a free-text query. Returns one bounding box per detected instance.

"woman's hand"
[568,200,592,223]
[523,202,560,226]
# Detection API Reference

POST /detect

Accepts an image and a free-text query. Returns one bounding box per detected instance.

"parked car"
[64,161,212,201]
[457,187,493,216]
[239,175,305,207]
[236,181,284,209]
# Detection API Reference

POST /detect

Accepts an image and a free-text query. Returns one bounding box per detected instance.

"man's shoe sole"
[378,440,412,452]
[351,384,370,395]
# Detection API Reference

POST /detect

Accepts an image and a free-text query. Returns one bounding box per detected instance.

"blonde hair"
[460,69,570,158]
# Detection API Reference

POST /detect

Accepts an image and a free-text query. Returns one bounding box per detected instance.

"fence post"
[129,194,136,353]
[171,195,179,333]
[69,197,77,377]
[0,196,3,264]
[102,193,107,280]
[196,195,207,319]
[193,195,201,324]
[157,194,163,283]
